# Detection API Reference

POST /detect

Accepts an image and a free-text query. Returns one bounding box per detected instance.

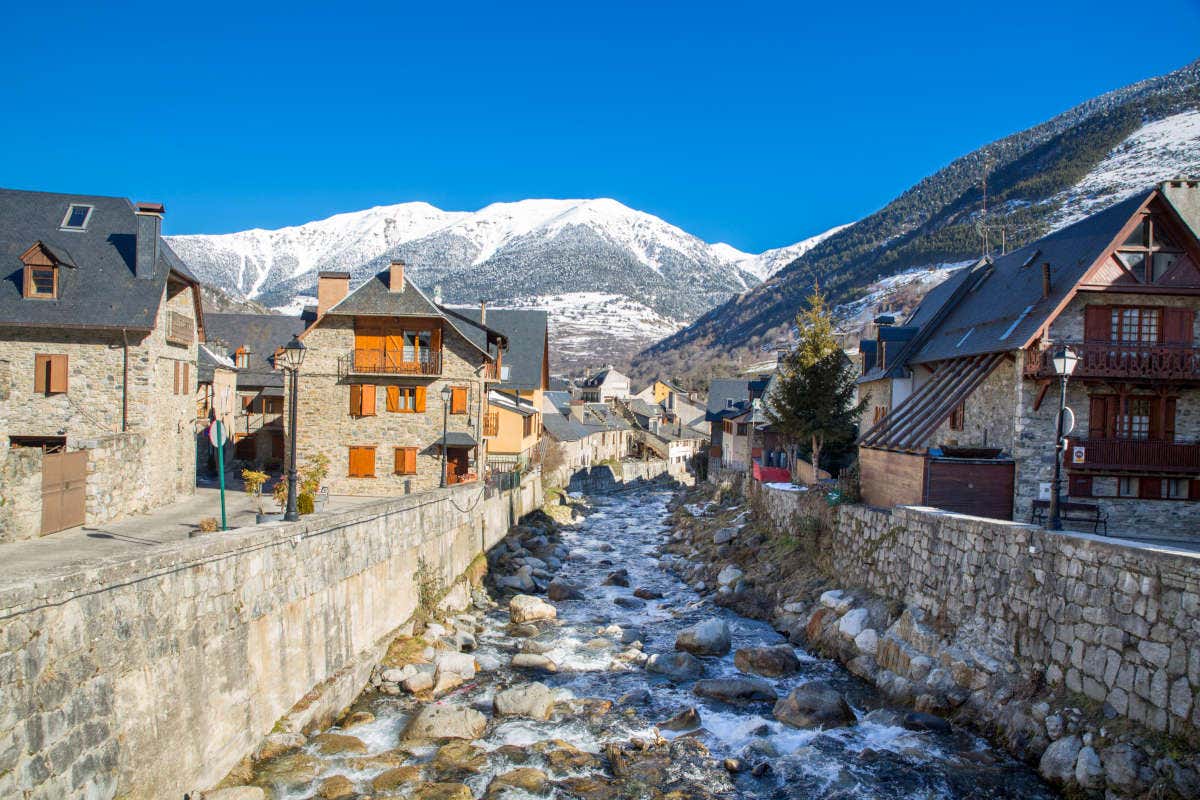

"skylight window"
[60,204,93,230]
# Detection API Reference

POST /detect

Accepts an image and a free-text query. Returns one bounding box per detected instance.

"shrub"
[198,517,220,533]
[297,493,315,515]
[241,469,269,513]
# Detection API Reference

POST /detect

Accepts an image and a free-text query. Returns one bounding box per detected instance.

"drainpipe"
[121,329,129,432]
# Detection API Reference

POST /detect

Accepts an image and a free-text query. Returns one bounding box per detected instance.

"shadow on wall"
[565,462,682,495]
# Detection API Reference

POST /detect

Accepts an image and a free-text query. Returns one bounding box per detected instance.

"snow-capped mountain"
[711,223,854,281]
[168,198,839,366]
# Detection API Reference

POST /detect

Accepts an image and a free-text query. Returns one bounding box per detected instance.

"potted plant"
[244,468,283,523]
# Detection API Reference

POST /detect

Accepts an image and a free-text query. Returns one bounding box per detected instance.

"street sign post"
[212,386,233,531]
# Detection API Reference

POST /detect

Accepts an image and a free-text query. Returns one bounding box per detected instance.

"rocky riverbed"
[206,486,1060,800]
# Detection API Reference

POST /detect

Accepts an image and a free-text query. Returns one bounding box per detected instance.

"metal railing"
[1068,437,1200,472]
[338,349,442,378]
[166,311,194,346]
[1026,341,1200,381]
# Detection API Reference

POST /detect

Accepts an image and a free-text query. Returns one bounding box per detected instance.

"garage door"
[42,450,87,534]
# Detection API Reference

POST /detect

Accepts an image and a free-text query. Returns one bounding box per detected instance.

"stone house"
[705,377,768,467]
[293,262,502,495]
[195,344,238,474]
[204,313,307,468]
[445,307,549,473]
[857,179,1200,538]
[541,391,636,484]
[0,189,203,540]
[577,365,631,403]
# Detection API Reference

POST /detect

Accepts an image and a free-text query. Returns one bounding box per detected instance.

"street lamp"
[440,384,452,488]
[1048,344,1079,531]
[278,334,307,522]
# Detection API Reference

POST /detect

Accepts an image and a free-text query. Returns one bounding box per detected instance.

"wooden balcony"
[338,349,441,379]
[1067,437,1200,473]
[1025,341,1200,382]
[484,361,501,382]
[166,311,194,347]
[483,411,500,438]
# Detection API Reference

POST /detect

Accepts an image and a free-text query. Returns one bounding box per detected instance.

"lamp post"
[440,384,452,488]
[278,334,307,522]
[1048,344,1079,531]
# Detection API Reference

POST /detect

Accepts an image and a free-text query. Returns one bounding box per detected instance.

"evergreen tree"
[765,284,867,484]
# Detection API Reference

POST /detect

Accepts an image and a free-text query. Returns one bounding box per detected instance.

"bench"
[1031,499,1108,535]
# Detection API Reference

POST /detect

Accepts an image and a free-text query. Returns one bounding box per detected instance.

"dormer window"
[234,347,250,369]
[19,241,69,300]
[60,204,93,231]
[27,266,56,298]
[1114,212,1185,283]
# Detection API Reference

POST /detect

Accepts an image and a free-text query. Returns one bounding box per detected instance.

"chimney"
[389,259,406,293]
[317,271,350,317]
[479,300,487,326]
[434,284,443,305]
[569,400,586,423]
[134,202,164,280]
[1042,263,1052,298]
[1161,175,1200,239]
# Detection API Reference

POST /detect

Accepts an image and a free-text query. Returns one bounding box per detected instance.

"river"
[253,485,1056,799]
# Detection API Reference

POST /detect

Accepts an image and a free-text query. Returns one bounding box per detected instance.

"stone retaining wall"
[566,459,672,494]
[0,475,542,800]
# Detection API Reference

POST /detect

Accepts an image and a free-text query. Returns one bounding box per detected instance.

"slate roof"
[581,366,627,388]
[197,344,235,384]
[449,308,548,392]
[909,192,1152,365]
[542,412,590,442]
[628,398,662,419]
[204,313,306,389]
[705,378,768,421]
[0,187,195,331]
[544,390,573,416]
[489,390,537,417]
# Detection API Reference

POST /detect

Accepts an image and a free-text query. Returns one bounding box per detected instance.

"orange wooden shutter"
[48,355,68,394]
[34,354,49,393]
[407,447,417,474]
[451,386,467,414]
[386,385,400,412]
[362,384,377,416]
[414,386,427,412]
[349,446,375,477]
[183,362,189,393]
[350,384,362,415]
[394,448,403,474]
[173,361,180,395]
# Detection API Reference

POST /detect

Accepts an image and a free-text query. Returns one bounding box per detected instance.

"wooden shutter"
[1190,479,1200,500]
[1088,396,1108,439]
[395,447,417,475]
[431,326,442,355]
[182,362,189,394]
[1068,474,1092,497]
[348,446,375,477]
[361,384,376,416]
[349,384,363,416]
[50,355,67,394]
[386,385,400,413]
[1163,308,1194,345]
[450,386,467,414]
[1083,305,1111,341]
[1164,397,1177,443]
[34,354,49,393]
[414,386,427,413]
[1139,478,1162,499]
[173,361,180,395]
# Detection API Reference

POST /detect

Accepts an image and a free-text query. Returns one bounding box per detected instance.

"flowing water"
[266,486,1057,799]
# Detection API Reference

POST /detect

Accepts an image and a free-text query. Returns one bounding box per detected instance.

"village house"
[293,262,503,495]
[541,390,636,483]
[445,307,549,473]
[616,396,708,477]
[632,376,707,428]
[204,313,306,468]
[577,364,631,402]
[195,343,238,473]
[857,178,1200,538]
[0,189,203,540]
[705,377,768,471]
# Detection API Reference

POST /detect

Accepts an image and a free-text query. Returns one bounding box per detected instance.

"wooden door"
[41,450,87,534]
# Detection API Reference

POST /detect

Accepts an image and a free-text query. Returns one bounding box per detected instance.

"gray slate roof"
[705,378,768,421]
[196,344,235,384]
[0,187,193,331]
[449,308,548,391]
[205,313,306,389]
[542,413,590,442]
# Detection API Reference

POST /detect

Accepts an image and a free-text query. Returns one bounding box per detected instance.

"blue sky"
[2,1,1198,252]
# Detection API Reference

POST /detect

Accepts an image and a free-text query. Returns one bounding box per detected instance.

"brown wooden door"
[41,450,87,534]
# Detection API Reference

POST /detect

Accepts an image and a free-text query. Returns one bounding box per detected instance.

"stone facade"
[294,315,489,496]
[0,472,543,800]
[0,280,199,541]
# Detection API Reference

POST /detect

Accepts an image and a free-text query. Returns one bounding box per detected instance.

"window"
[34,354,68,395]
[385,385,426,413]
[1166,478,1189,499]
[736,422,749,436]
[234,348,250,369]
[1118,477,1138,497]
[354,319,441,372]
[394,447,417,475]
[450,386,468,415]
[60,204,93,230]
[1114,212,1186,284]
[24,265,57,299]
[872,406,887,425]
[349,384,377,417]
[948,402,965,431]
[348,446,376,478]
[1111,307,1160,344]
[1116,398,1151,440]
[523,414,534,438]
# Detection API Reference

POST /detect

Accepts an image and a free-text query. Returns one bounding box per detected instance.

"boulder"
[204,790,265,800]
[314,775,356,800]
[1100,743,1151,795]
[371,765,423,793]
[837,608,869,639]
[734,645,801,677]
[1074,746,1105,790]
[713,527,739,545]
[510,653,558,673]
[773,681,855,729]
[311,733,367,755]
[404,667,436,694]
[646,651,705,683]
[433,741,489,774]
[659,707,702,731]
[547,580,584,601]
[1038,734,1082,787]
[853,629,879,656]
[633,587,664,600]
[509,595,556,623]
[435,651,478,680]
[900,711,951,734]
[675,619,731,656]
[613,596,646,610]
[494,682,558,720]
[254,732,305,762]
[605,569,631,587]
[717,566,743,588]
[693,677,777,704]
[486,767,549,797]
[401,703,487,741]
[413,783,473,800]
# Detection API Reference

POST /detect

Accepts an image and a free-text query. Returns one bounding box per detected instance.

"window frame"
[948,401,965,431]
[24,264,58,299]
[59,204,94,231]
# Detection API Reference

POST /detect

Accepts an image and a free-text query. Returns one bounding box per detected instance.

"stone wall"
[75,432,157,525]
[566,459,672,494]
[0,473,543,800]
[0,447,42,542]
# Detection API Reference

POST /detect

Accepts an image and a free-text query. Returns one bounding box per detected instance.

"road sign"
[208,421,230,447]
[1072,446,1086,465]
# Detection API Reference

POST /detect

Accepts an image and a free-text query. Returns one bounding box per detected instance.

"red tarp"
[753,463,791,483]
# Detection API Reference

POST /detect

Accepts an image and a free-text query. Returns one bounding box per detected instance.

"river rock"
[494,682,558,720]
[713,526,739,545]
[498,573,535,591]
[618,689,651,705]
[203,789,265,800]
[510,594,557,623]
[254,731,305,762]
[1038,734,1082,786]
[1074,746,1104,790]
[717,566,743,587]
[734,645,801,677]
[1100,743,1151,795]
[435,651,477,680]
[314,775,355,800]
[676,619,731,656]
[605,569,631,587]
[311,733,367,755]
[773,681,855,729]
[837,608,869,639]
[853,629,879,656]
[413,783,473,800]
[693,677,777,704]
[633,587,664,600]
[486,767,549,797]
[433,741,489,775]
[901,711,951,733]
[252,752,322,792]
[547,580,584,601]
[402,703,487,741]
[511,653,558,673]
[660,707,702,731]
[371,765,423,792]
[646,651,705,682]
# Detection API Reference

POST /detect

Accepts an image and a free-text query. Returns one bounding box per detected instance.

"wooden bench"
[1031,499,1108,535]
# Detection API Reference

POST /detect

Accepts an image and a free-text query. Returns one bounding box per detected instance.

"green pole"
[216,419,228,531]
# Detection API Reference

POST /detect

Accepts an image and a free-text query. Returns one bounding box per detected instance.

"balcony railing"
[338,349,442,379]
[483,411,500,438]
[1025,341,1200,381]
[1067,437,1200,473]
[242,411,283,435]
[166,311,194,347]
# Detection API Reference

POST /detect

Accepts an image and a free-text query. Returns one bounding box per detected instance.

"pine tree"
[765,284,867,484]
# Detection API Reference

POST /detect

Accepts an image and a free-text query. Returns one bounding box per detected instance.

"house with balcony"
[705,378,768,470]
[293,262,503,495]
[857,178,1200,538]
[444,307,549,473]
[0,189,203,540]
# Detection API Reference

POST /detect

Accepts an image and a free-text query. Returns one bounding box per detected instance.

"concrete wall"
[0,474,543,800]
